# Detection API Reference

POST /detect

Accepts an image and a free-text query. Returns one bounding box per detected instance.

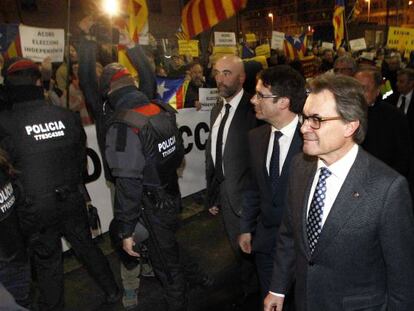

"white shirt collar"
[316,144,359,182]
[223,89,244,109]
[271,115,299,138]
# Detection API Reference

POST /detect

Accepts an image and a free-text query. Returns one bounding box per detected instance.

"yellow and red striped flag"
[332,0,345,49]
[117,0,149,77]
[181,0,247,39]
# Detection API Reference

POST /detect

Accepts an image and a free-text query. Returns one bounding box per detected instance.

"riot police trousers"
[143,195,187,311]
[28,192,118,311]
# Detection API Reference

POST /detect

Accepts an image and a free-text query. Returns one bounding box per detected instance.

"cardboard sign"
[214,32,236,46]
[245,33,257,43]
[271,31,285,50]
[387,26,414,51]
[199,88,218,111]
[212,46,238,57]
[178,40,199,57]
[321,42,334,50]
[243,55,268,69]
[349,38,367,51]
[255,44,271,58]
[19,24,65,62]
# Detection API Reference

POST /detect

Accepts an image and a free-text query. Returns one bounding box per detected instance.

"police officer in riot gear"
[0,58,120,310]
[102,63,188,311]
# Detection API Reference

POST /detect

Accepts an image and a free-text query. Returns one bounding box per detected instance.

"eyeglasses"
[301,114,342,129]
[253,92,280,101]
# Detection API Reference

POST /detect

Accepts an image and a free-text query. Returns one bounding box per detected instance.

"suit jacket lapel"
[311,147,369,259]
[223,92,249,157]
[301,160,318,259]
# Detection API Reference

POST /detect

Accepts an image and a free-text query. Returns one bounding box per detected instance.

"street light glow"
[409,0,413,5]
[102,0,119,16]
[268,13,273,18]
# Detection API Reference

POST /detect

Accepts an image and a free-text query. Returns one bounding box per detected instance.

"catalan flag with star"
[284,33,307,60]
[181,0,247,39]
[333,0,345,50]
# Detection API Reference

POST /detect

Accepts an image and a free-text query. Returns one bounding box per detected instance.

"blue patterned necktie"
[307,167,332,254]
[269,131,283,191]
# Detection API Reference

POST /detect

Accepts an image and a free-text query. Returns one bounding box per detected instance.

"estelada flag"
[284,33,307,60]
[333,0,345,49]
[181,0,247,39]
[156,76,189,110]
[0,24,21,60]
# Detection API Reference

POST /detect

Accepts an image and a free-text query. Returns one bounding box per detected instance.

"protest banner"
[387,26,414,51]
[212,46,238,58]
[349,38,367,52]
[255,43,271,58]
[19,24,64,62]
[245,33,257,43]
[214,32,236,46]
[321,42,334,50]
[178,39,199,57]
[271,31,285,50]
[199,88,218,111]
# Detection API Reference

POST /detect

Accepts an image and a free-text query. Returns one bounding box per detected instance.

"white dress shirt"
[210,89,244,167]
[397,89,413,115]
[270,143,359,298]
[307,143,359,226]
[266,115,299,175]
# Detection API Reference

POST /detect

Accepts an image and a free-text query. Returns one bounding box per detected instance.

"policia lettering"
[25,121,66,141]
[158,136,176,158]
[0,182,15,214]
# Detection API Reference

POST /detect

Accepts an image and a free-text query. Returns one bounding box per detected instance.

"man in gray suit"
[264,74,414,311]
[206,55,258,300]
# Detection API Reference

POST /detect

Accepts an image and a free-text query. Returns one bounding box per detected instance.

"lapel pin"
[352,192,360,198]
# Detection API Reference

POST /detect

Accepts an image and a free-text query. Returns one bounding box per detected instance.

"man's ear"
[344,120,360,138]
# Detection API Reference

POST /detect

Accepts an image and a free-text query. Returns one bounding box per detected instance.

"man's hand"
[122,237,140,257]
[263,294,284,311]
[238,233,252,254]
[208,206,220,216]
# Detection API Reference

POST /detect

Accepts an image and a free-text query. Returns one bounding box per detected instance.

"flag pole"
[65,0,71,109]
[344,0,350,51]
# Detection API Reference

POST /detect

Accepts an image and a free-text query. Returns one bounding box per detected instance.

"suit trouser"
[219,184,258,296]
[29,200,118,311]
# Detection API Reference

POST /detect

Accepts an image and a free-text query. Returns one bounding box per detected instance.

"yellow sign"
[178,40,199,57]
[245,33,257,43]
[405,36,414,54]
[255,44,271,58]
[387,27,414,51]
[212,46,238,57]
[243,56,268,69]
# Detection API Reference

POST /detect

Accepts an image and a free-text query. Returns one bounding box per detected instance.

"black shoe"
[104,288,122,304]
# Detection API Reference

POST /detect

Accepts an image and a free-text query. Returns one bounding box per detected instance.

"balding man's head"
[214,55,246,101]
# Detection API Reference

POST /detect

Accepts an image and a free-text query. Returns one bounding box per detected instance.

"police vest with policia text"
[109,101,184,188]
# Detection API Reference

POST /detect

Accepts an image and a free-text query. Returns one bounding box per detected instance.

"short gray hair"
[308,73,367,144]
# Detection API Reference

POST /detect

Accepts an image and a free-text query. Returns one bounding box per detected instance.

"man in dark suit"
[354,67,412,177]
[264,74,414,311]
[386,68,414,145]
[238,65,305,298]
[205,55,258,299]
